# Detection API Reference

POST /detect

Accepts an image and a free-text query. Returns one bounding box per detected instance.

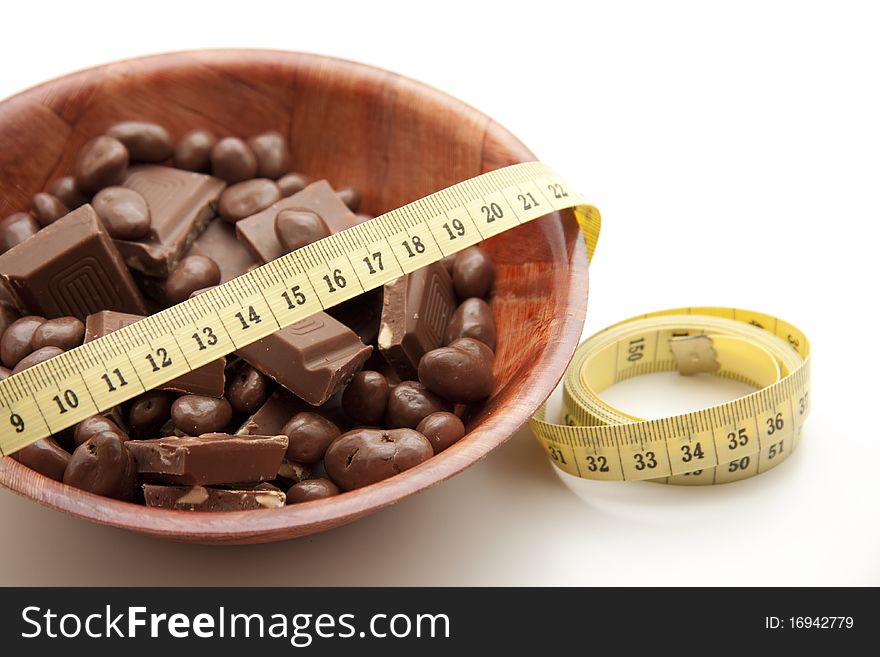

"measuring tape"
[0,162,600,455]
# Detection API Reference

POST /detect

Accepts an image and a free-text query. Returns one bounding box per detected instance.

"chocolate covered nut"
[174,129,217,171]
[165,255,221,305]
[282,412,341,463]
[342,371,389,424]
[128,390,175,438]
[74,136,129,194]
[416,411,466,454]
[286,478,340,504]
[336,187,361,212]
[385,381,450,429]
[31,193,69,227]
[91,186,151,239]
[64,431,137,501]
[171,395,233,435]
[74,415,126,446]
[277,173,309,197]
[211,137,257,183]
[31,316,84,351]
[144,483,286,511]
[106,121,173,162]
[274,209,330,251]
[12,346,62,374]
[0,212,40,253]
[15,438,71,482]
[1,316,45,368]
[418,337,495,403]
[452,246,494,299]
[218,179,281,223]
[247,132,291,179]
[226,364,269,414]
[276,458,311,485]
[445,297,496,350]
[48,176,88,209]
[325,428,433,490]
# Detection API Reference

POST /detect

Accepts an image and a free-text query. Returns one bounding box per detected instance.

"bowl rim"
[0,49,589,543]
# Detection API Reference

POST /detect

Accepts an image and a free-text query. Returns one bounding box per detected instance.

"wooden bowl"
[0,50,589,544]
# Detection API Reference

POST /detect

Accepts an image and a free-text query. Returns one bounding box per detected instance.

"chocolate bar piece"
[0,205,148,320]
[114,166,225,275]
[378,262,456,380]
[235,180,356,263]
[236,313,372,406]
[327,287,383,345]
[183,217,257,283]
[237,387,349,435]
[85,310,226,397]
[126,433,288,485]
[143,483,286,510]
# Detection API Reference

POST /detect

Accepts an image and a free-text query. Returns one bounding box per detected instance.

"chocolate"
[0,315,45,368]
[15,437,71,482]
[452,246,494,299]
[0,204,148,319]
[125,433,288,485]
[64,431,137,501]
[164,255,221,304]
[445,297,496,350]
[281,412,341,463]
[128,390,175,439]
[378,261,456,380]
[286,478,339,504]
[182,218,257,283]
[0,212,40,253]
[84,310,226,397]
[174,129,217,172]
[143,483,287,511]
[47,177,88,210]
[236,312,372,406]
[276,458,311,485]
[225,363,269,414]
[341,371,389,424]
[326,287,383,345]
[111,165,224,275]
[12,345,63,374]
[385,381,450,429]
[416,412,466,454]
[247,132,292,179]
[105,121,173,163]
[31,193,69,227]
[276,173,309,197]
[324,428,433,490]
[74,415,127,446]
[418,337,494,403]
[31,316,84,351]
[171,395,234,435]
[274,209,329,251]
[336,187,361,212]
[218,178,281,223]
[237,386,349,436]
[235,180,357,263]
[91,187,152,240]
[211,137,257,183]
[74,136,129,194]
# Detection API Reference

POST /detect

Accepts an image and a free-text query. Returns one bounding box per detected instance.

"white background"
[0,0,876,585]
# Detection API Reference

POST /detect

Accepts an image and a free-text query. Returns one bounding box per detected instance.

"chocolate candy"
[274,209,330,251]
[183,218,257,283]
[0,204,148,319]
[225,364,269,414]
[211,137,257,183]
[247,132,291,179]
[31,316,84,351]
[276,458,311,485]
[126,433,288,485]
[342,371,389,424]
[236,312,372,406]
[116,166,225,276]
[31,193,69,227]
[385,381,450,429]
[286,478,339,504]
[128,390,175,439]
[445,297,496,350]
[12,345,62,374]
[47,177,88,210]
[235,181,356,263]
[174,129,217,172]
[378,261,456,380]
[15,437,71,482]
[0,212,40,253]
[74,136,129,194]
[85,310,226,397]
[144,483,286,511]
[419,337,495,403]
[336,187,361,212]
[218,179,281,223]
[416,411,466,454]
[281,412,341,463]
[171,395,233,435]
[106,121,173,163]
[91,187,152,240]
[324,428,433,490]
[452,246,494,299]
[74,415,127,446]
[165,255,221,305]
[277,173,309,197]
[1,315,45,367]
[64,431,137,501]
